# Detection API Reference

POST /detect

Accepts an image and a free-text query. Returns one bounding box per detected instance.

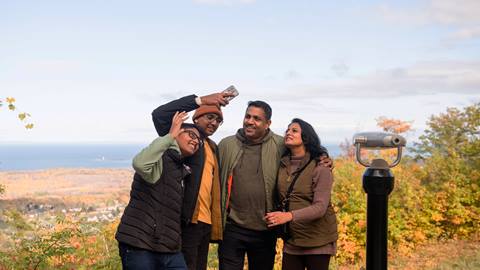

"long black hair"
[283,118,329,159]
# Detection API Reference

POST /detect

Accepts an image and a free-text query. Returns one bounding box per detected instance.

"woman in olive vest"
[265,118,338,270]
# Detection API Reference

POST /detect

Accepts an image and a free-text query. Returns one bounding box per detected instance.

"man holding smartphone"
[151,89,236,270]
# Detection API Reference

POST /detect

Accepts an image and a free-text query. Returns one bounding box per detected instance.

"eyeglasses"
[203,113,223,125]
[181,130,203,145]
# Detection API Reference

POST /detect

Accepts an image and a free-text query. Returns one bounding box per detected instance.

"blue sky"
[1,0,479,145]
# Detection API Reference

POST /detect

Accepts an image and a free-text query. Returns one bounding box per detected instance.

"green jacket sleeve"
[132,134,177,184]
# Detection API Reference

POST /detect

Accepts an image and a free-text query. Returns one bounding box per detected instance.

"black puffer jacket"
[116,149,189,252]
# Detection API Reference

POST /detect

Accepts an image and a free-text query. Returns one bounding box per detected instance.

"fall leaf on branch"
[376,116,413,134]
[18,113,31,121]
[2,97,34,129]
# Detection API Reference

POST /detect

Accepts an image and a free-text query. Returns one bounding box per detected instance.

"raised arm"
[132,134,176,184]
[134,111,189,183]
[152,95,199,136]
[152,92,234,136]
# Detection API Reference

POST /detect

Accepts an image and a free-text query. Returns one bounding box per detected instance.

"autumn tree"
[412,103,480,238]
[413,102,479,164]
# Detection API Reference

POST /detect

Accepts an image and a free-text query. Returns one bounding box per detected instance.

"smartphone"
[222,85,239,101]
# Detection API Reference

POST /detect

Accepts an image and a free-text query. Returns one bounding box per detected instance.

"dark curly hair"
[283,118,329,159]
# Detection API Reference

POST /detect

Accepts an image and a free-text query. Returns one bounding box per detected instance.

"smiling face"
[194,113,223,137]
[284,122,303,149]
[243,106,271,142]
[176,128,201,157]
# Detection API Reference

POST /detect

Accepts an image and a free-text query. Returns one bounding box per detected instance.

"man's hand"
[200,92,236,107]
[169,111,188,139]
[319,155,334,171]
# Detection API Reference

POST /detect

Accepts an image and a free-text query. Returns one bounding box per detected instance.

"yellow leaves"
[4,97,16,110]
[397,243,411,255]
[431,213,444,222]
[2,96,34,129]
[18,112,31,121]
[376,116,413,134]
[18,112,34,129]
[414,230,426,242]
[357,219,366,229]
[451,216,463,225]
[342,241,358,254]
[343,215,352,226]
[338,239,364,263]
[337,220,348,234]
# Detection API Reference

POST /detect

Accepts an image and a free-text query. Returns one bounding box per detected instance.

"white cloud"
[379,0,480,41]
[449,27,480,40]
[269,60,480,100]
[331,62,350,77]
[426,0,480,25]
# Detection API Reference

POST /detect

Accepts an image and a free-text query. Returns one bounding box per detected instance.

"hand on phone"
[222,85,239,102]
[200,85,239,107]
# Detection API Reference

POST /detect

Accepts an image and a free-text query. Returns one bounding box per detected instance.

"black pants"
[181,222,212,270]
[282,253,331,270]
[218,223,277,270]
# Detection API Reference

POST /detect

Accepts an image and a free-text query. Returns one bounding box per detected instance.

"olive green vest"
[277,159,338,247]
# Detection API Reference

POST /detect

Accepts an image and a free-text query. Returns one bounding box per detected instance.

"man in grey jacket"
[217,101,282,270]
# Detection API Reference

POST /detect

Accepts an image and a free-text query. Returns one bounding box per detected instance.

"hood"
[235,128,273,145]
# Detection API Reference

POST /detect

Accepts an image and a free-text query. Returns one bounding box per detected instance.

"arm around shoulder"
[151,95,199,136]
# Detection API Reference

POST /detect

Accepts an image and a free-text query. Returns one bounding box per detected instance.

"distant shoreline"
[0,168,133,201]
[0,144,143,171]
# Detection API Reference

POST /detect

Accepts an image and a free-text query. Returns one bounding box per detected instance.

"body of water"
[0,143,342,171]
[0,144,144,171]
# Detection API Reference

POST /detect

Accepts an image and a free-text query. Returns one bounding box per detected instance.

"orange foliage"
[376,116,413,134]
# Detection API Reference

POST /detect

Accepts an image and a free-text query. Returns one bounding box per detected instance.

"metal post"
[363,167,394,270]
[354,132,405,270]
